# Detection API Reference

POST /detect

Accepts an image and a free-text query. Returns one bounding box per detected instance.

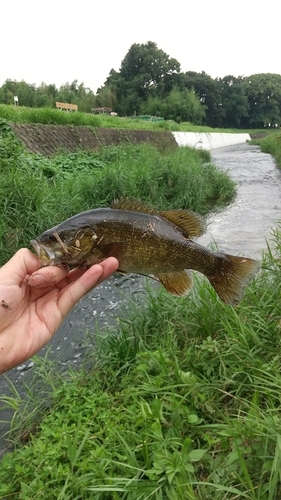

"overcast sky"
[1,0,280,93]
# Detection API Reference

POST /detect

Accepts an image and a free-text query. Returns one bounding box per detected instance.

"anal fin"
[156,271,193,296]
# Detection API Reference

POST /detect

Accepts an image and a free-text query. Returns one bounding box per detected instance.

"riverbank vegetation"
[1,224,281,498]
[256,132,281,168]
[1,126,281,498]
[0,103,234,132]
[0,124,235,266]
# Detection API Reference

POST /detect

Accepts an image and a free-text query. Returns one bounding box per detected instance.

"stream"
[1,142,281,455]
[198,143,281,255]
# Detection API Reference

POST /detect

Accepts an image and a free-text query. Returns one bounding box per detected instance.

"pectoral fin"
[156,271,193,296]
[97,242,127,259]
[84,242,127,266]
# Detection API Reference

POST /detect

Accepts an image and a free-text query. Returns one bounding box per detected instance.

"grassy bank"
[0,227,281,499]
[0,104,241,132]
[2,123,280,498]
[255,132,281,168]
[0,126,235,266]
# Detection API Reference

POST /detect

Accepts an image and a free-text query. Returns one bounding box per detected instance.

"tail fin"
[207,254,260,306]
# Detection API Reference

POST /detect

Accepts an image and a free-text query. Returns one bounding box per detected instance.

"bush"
[259,131,281,168]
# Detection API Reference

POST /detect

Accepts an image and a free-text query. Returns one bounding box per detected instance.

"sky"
[1,0,280,93]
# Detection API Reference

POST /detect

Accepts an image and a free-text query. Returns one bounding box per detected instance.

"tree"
[142,86,205,124]
[182,72,225,127]
[219,75,249,128]
[0,79,36,106]
[140,94,162,117]
[34,82,56,108]
[55,81,94,111]
[120,41,180,98]
[97,69,126,114]
[99,41,181,116]
[96,86,116,109]
[244,73,281,128]
[0,80,15,104]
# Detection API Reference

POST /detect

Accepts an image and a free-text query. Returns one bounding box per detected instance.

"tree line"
[0,79,97,114]
[1,41,281,129]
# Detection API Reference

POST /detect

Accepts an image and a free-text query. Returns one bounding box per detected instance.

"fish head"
[30,226,99,267]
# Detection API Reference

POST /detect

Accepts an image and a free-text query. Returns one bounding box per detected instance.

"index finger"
[57,257,119,319]
[28,264,70,287]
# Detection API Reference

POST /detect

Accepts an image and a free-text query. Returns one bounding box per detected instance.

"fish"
[30,198,260,306]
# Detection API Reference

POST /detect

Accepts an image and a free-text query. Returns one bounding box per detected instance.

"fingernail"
[28,274,45,287]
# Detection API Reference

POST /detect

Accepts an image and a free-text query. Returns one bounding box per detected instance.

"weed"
[1,120,279,499]
[1,230,281,498]
[258,132,281,168]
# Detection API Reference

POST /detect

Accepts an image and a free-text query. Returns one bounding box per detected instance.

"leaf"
[20,482,33,494]
[167,469,178,484]
[140,400,153,419]
[178,370,196,384]
[151,397,163,421]
[150,420,163,438]
[187,413,199,424]
[185,462,195,473]
[189,449,207,462]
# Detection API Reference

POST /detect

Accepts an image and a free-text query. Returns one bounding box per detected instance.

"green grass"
[1,122,280,498]
[0,228,281,499]
[0,103,255,133]
[253,131,281,168]
[0,127,235,266]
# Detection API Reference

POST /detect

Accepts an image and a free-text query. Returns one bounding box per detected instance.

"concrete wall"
[172,132,251,150]
[10,123,177,156]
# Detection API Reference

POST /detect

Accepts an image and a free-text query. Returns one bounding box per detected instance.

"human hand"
[0,249,119,374]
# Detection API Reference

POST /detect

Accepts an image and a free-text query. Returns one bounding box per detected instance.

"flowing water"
[1,142,281,455]
[198,143,281,256]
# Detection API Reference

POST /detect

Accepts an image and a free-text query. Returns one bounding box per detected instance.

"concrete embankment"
[9,122,251,156]
[173,132,251,150]
[9,123,177,156]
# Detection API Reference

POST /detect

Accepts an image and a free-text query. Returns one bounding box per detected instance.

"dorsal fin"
[110,198,206,238]
[159,209,206,238]
[110,198,157,214]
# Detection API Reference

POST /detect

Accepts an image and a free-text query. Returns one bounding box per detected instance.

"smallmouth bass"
[30,199,260,306]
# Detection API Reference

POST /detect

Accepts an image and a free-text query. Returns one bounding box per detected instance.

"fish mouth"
[30,239,59,266]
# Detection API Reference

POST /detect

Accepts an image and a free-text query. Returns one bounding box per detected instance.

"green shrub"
[258,131,281,168]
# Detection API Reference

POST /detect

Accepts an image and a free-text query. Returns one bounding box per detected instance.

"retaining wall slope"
[9,123,251,156]
[173,132,251,150]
